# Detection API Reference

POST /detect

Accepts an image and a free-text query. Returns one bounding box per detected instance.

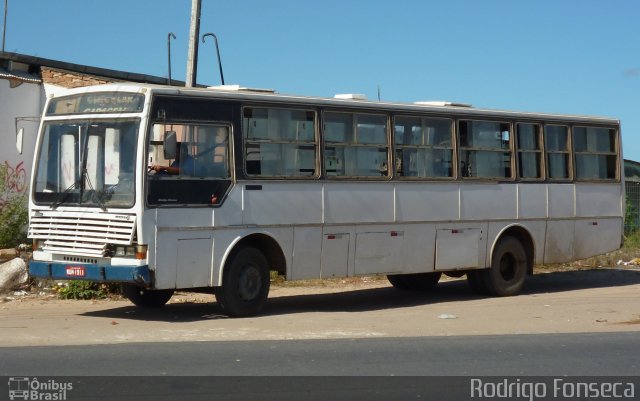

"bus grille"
[28,211,136,257]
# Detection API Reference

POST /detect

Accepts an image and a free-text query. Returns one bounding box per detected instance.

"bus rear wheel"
[470,236,527,296]
[387,272,442,291]
[122,285,174,307]
[215,246,270,317]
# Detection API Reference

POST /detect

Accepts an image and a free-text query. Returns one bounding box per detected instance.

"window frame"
[145,121,235,207]
[544,124,573,182]
[241,105,320,179]
[393,115,456,180]
[515,122,545,181]
[457,119,515,180]
[322,110,391,180]
[572,125,619,182]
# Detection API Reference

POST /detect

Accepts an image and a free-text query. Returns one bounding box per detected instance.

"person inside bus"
[149,142,195,176]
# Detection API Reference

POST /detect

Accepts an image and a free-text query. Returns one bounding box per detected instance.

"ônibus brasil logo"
[8,377,73,400]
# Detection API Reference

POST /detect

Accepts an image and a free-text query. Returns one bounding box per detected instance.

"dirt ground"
[1,266,640,347]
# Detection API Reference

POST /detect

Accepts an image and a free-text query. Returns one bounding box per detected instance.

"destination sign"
[47,92,145,115]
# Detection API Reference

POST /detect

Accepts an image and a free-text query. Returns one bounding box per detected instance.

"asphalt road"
[2,333,639,401]
[1,332,639,376]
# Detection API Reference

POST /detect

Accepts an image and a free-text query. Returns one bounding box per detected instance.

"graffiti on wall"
[1,161,27,194]
[0,160,27,213]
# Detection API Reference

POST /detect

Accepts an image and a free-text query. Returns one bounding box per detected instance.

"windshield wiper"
[50,172,108,212]
[81,169,108,212]
[50,178,83,210]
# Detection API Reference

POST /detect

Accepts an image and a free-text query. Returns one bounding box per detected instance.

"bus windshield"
[33,119,139,208]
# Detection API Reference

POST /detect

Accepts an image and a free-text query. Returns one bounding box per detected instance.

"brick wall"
[40,67,117,88]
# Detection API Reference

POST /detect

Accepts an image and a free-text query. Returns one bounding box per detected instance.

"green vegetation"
[0,164,28,249]
[623,230,640,250]
[625,198,639,236]
[56,281,121,300]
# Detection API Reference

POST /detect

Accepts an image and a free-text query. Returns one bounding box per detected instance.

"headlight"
[114,245,138,257]
[33,239,43,251]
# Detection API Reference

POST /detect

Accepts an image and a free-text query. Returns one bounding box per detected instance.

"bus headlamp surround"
[105,244,146,259]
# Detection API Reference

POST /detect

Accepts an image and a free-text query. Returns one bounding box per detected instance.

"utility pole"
[185,0,201,87]
[2,0,8,52]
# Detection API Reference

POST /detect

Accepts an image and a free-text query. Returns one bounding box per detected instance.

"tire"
[122,285,174,308]
[387,272,442,291]
[466,271,489,295]
[215,247,270,317]
[481,236,528,296]
[387,274,411,289]
[444,271,466,278]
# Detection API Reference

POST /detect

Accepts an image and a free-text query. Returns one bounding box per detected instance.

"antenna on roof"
[167,32,176,86]
[202,33,225,85]
[377,84,381,101]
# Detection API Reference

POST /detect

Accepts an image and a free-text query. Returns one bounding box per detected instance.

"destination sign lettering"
[47,92,145,115]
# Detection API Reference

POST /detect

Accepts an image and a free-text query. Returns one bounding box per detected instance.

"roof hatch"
[334,94,367,100]
[414,101,472,108]
[208,84,276,94]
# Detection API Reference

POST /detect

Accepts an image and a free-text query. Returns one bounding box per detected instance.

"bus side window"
[243,107,317,178]
[394,116,453,179]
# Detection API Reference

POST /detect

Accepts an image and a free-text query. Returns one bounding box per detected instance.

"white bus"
[27,83,624,317]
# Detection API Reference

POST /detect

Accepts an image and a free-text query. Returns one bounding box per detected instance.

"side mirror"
[163,131,177,159]
[16,127,24,154]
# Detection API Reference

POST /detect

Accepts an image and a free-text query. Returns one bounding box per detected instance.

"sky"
[3,0,640,159]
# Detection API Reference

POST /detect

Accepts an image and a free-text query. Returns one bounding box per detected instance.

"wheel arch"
[218,232,287,285]
[490,225,535,275]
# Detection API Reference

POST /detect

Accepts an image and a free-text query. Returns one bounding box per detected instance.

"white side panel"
[176,236,213,288]
[435,227,483,270]
[156,208,213,228]
[399,224,436,273]
[395,183,459,222]
[548,184,575,218]
[575,183,623,218]
[321,232,350,278]
[518,184,547,219]
[291,226,322,280]
[460,184,517,220]
[242,183,322,225]
[214,186,243,227]
[354,231,403,275]
[544,220,575,263]
[324,182,394,224]
[573,218,623,259]
[154,231,179,289]
[155,229,214,289]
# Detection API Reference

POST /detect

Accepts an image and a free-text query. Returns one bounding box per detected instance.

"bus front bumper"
[29,261,151,285]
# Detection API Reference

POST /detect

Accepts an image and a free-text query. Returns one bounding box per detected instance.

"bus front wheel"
[122,285,174,307]
[215,246,270,317]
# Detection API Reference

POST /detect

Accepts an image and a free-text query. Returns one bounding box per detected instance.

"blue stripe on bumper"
[29,261,151,285]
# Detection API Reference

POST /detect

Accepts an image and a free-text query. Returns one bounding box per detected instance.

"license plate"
[66,266,86,277]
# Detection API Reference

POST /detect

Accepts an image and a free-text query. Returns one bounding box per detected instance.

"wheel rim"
[237,264,262,302]
[499,253,517,281]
